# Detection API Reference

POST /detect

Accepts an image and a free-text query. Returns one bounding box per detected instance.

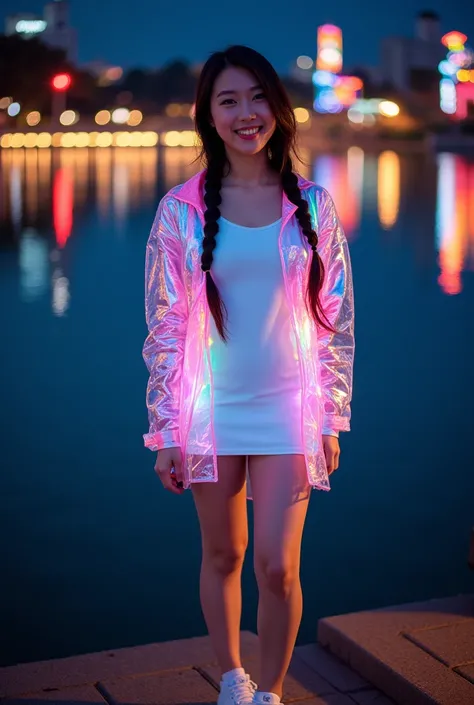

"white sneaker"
[217,668,257,705]
[252,692,282,705]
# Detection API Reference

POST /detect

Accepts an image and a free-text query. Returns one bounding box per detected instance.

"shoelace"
[227,674,258,704]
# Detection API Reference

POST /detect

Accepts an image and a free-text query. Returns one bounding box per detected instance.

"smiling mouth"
[234,126,263,136]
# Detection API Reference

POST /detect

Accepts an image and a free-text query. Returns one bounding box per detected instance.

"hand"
[322,435,340,475]
[154,446,185,495]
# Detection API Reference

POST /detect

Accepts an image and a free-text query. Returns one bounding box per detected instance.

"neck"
[223,149,277,187]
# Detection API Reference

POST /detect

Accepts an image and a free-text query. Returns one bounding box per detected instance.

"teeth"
[236,127,260,135]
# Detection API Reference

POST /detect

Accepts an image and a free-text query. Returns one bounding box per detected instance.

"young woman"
[143,45,355,705]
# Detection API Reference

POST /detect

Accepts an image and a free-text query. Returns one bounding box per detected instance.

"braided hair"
[201,158,229,340]
[280,157,333,334]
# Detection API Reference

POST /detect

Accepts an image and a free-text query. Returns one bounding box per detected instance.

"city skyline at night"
[2,0,474,75]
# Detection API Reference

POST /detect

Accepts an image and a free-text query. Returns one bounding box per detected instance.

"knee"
[255,558,300,599]
[204,540,247,576]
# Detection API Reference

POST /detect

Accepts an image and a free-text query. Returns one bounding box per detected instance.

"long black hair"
[194,45,333,342]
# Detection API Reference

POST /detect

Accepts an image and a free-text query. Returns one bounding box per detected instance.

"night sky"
[3,0,473,73]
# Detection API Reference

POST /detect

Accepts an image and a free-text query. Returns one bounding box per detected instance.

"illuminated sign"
[317,24,343,74]
[441,31,467,51]
[16,20,47,35]
[439,31,474,118]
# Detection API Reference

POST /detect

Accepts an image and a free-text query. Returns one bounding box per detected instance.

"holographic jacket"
[143,168,355,491]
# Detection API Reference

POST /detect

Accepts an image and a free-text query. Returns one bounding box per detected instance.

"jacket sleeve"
[142,194,188,451]
[316,188,355,436]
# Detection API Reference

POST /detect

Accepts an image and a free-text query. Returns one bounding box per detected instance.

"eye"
[253,93,266,100]
[220,98,236,105]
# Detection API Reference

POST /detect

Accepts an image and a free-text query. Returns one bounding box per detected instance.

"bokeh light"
[52,74,72,91]
[294,107,310,123]
[75,132,90,147]
[0,130,160,149]
[0,97,12,110]
[11,133,26,148]
[105,67,123,82]
[114,132,132,147]
[26,111,41,126]
[60,133,76,148]
[347,108,364,124]
[166,103,181,118]
[96,132,114,147]
[127,109,143,126]
[7,102,21,117]
[379,101,400,117]
[52,132,64,147]
[24,133,38,148]
[37,133,52,148]
[112,108,130,124]
[60,110,78,126]
[163,131,181,147]
[297,56,313,70]
[95,110,111,125]
[142,131,159,147]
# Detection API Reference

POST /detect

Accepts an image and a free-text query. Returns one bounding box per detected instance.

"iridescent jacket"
[143,168,355,491]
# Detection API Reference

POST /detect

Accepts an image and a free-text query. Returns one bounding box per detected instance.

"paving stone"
[98,667,217,704]
[0,684,106,704]
[295,644,369,693]
[0,632,257,699]
[403,620,474,667]
[454,663,474,685]
[347,689,396,704]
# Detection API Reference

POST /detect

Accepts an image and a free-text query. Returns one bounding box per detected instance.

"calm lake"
[1,144,473,667]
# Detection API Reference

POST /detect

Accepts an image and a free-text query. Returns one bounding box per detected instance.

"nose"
[239,100,256,121]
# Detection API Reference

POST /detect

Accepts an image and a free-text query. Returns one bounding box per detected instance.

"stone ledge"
[318,594,474,705]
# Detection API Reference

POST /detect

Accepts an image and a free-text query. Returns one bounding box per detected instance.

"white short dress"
[209,216,305,455]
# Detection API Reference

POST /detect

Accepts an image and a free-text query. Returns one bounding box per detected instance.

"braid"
[201,161,229,341]
[281,159,335,332]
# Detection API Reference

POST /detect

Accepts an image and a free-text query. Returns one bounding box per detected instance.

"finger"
[164,466,185,494]
[161,470,184,495]
[155,464,182,494]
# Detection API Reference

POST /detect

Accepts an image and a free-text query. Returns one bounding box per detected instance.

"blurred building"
[4,0,77,63]
[381,11,445,92]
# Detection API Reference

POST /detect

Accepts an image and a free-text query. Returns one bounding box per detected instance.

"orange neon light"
[441,31,468,50]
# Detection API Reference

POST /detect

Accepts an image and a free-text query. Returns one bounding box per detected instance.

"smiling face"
[209,66,277,159]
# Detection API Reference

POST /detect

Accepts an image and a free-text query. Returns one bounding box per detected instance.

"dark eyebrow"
[216,85,262,98]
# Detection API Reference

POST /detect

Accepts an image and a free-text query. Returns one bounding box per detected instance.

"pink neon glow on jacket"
[143,169,355,491]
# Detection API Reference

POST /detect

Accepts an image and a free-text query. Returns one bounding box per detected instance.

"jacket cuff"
[143,429,181,451]
[322,414,350,435]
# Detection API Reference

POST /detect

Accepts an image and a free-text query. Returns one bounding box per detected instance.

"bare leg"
[191,455,248,675]
[249,454,311,699]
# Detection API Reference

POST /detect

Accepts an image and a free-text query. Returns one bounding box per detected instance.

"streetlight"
[51,73,72,127]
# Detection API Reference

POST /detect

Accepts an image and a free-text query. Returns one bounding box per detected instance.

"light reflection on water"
[1,146,474,309]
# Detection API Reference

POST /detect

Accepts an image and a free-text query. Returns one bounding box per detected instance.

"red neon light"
[52,74,72,92]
